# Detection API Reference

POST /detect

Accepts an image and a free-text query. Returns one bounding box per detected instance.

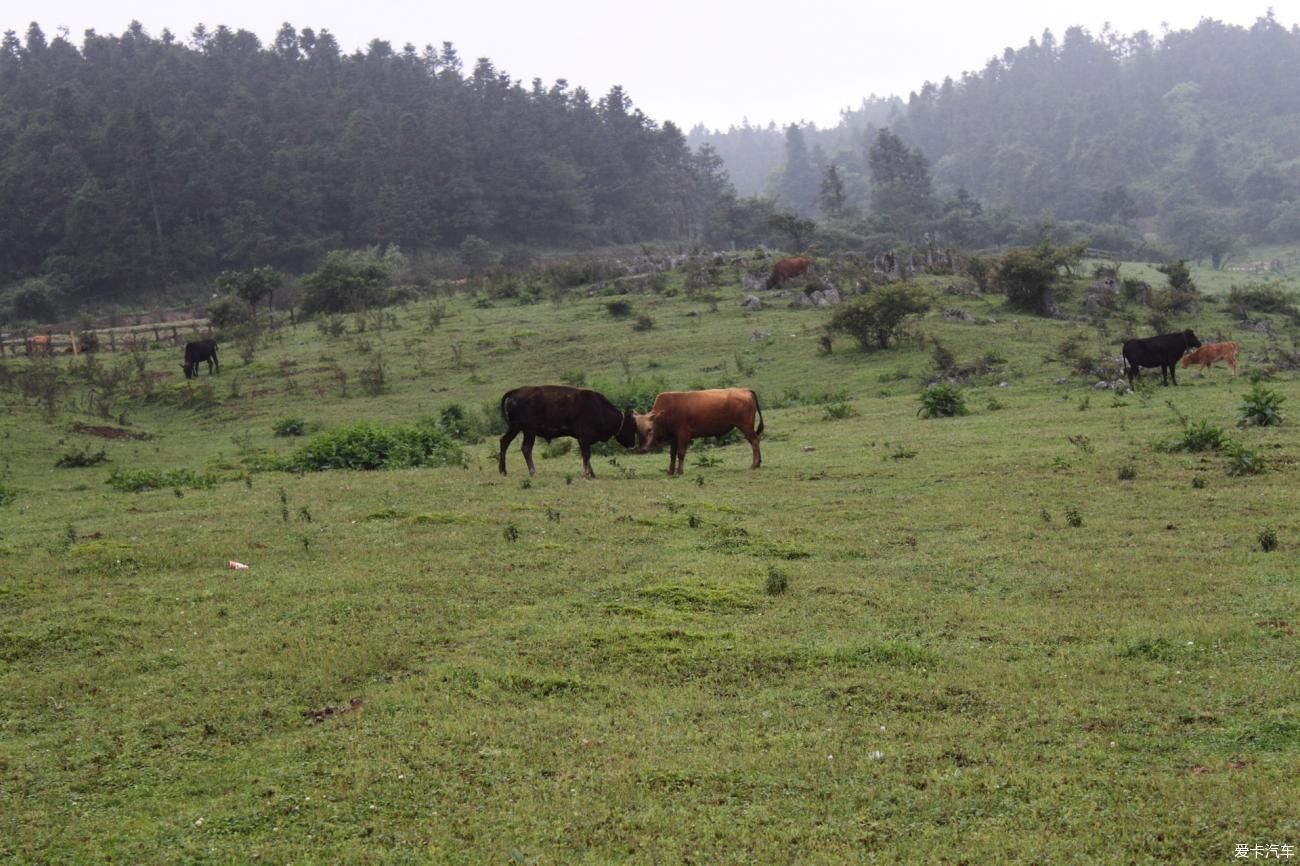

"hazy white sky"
[5,1,1299,131]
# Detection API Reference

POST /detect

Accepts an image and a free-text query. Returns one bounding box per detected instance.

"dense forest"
[4,14,1300,323]
[690,12,1300,264]
[0,22,744,316]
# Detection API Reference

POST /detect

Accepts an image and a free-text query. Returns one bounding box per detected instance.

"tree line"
[691,13,1300,264]
[0,21,747,318]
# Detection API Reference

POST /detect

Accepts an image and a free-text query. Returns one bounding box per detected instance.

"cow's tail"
[500,391,513,425]
[751,389,765,436]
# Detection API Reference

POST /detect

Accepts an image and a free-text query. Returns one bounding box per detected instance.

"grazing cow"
[498,385,637,479]
[633,388,764,476]
[1181,341,1239,378]
[765,256,812,290]
[181,339,219,379]
[1121,329,1201,386]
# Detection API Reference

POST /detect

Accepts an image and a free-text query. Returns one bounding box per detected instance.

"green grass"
[1,270,1299,863]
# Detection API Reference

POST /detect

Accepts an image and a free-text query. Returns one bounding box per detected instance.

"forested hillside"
[692,13,1300,261]
[0,22,736,310]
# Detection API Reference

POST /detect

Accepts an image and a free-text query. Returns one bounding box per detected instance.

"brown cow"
[1180,341,1238,378]
[498,385,637,479]
[633,388,764,476]
[765,257,812,290]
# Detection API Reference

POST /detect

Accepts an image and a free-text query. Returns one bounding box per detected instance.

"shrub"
[273,417,308,437]
[280,423,464,471]
[605,300,633,318]
[1258,527,1279,552]
[822,397,855,420]
[765,567,789,596]
[107,468,219,492]
[995,240,1085,314]
[632,314,655,331]
[918,383,967,418]
[1117,462,1137,480]
[438,403,486,442]
[300,248,398,315]
[55,447,108,468]
[1226,284,1300,321]
[1156,419,1225,453]
[1224,441,1265,477]
[1238,383,1285,427]
[827,284,931,350]
[1065,507,1083,527]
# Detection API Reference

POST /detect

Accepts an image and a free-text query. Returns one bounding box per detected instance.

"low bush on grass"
[280,423,464,471]
[55,447,108,468]
[272,417,308,437]
[1155,419,1226,453]
[1223,441,1266,477]
[107,468,220,492]
[1238,383,1285,427]
[918,382,967,418]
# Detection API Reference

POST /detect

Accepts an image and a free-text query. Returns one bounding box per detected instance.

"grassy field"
[2,261,1299,864]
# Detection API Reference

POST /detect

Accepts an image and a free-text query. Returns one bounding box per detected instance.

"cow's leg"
[674,435,690,475]
[1167,363,1176,386]
[743,426,762,469]
[579,440,595,479]
[498,427,519,475]
[521,433,538,476]
[667,441,678,476]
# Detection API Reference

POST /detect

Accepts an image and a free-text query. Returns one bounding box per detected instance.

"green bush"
[280,423,464,471]
[1156,419,1226,453]
[827,284,930,350]
[273,417,308,437]
[107,468,220,492]
[1224,441,1266,477]
[918,383,967,418]
[1238,383,1285,427]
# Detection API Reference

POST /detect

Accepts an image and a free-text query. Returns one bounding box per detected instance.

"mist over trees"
[690,12,1300,260]
[5,14,1300,322]
[0,22,739,313]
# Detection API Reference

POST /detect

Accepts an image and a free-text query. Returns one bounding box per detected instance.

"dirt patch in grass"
[304,698,363,724]
[70,423,153,440]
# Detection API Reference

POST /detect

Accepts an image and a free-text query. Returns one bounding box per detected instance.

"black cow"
[181,339,219,379]
[498,385,637,479]
[1122,329,1201,386]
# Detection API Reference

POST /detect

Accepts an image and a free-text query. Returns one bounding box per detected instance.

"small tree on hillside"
[996,240,1086,314]
[827,284,931,350]
[216,266,285,317]
[768,211,817,252]
[300,249,395,316]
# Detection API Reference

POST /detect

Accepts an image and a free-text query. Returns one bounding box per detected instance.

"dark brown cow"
[765,256,812,290]
[498,385,637,479]
[633,388,764,476]
[181,339,219,379]
[1121,329,1201,386]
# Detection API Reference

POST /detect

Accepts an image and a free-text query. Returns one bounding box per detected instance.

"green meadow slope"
[1,267,1298,864]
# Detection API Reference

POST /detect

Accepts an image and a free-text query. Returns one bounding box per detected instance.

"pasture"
[1,263,1298,864]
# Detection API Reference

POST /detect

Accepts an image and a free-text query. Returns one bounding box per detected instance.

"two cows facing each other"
[633,388,764,476]
[1121,329,1200,386]
[498,385,636,480]
[181,339,219,379]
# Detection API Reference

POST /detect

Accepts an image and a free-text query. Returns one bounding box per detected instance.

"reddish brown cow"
[765,256,812,290]
[1180,341,1238,378]
[633,388,764,476]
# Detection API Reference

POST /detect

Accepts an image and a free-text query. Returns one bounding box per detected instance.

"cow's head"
[614,410,638,449]
[181,362,194,379]
[632,412,659,452]
[1184,329,1202,349]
